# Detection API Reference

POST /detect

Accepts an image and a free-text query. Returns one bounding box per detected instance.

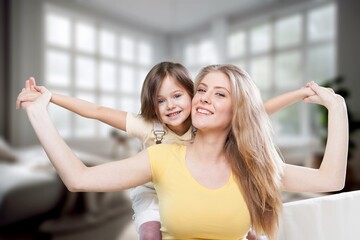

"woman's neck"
[189,130,228,163]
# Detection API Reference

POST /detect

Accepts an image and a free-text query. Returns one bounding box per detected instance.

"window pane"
[250,24,271,54]
[120,65,135,93]
[99,95,117,137]
[120,36,135,62]
[121,97,136,113]
[275,14,302,48]
[100,30,116,58]
[250,56,271,90]
[99,60,116,91]
[307,44,335,83]
[48,90,71,138]
[308,4,336,41]
[138,41,152,65]
[46,13,71,47]
[75,93,96,137]
[310,104,325,137]
[45,49,70,86]
[232,60,246,70]
[228,31,246,58]
[75,21,96,53]
[75,56,96,89]
[271,104,301,136]
[134,100,141,114]
[275,50,302,88]
[198,39,218,65]
[138,68,148,93]
[185,43,196,66]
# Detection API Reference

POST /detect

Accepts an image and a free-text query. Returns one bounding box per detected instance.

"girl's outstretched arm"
[16,77,128,131]
[21,86,151,192]
[264,87,315,115]
[281,82,348,192]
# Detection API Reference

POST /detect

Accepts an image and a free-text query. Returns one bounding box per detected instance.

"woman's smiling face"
[191,71,233,132]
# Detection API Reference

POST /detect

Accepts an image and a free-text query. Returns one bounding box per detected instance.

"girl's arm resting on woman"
[24,91,151,192]
[282,83,348,192]
[264,87,315,115]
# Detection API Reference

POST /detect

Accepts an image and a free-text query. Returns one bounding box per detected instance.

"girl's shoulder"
[126,113,153,135]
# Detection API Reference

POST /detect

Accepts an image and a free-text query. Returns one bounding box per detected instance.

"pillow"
[0,137,17,162]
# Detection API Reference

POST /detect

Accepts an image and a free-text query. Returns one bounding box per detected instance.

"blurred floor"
[118,222,137,240]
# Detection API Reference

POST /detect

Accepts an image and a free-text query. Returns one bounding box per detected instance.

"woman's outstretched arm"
[20,86,151,192]
[282,82,348,192]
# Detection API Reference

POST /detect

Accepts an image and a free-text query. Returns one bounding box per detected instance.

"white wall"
[10,0,44,147]
[0,0,6,138]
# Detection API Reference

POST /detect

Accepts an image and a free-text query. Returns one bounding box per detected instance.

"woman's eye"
[216,93,226,97]
[197,88,206,93]
[174,94,182,98]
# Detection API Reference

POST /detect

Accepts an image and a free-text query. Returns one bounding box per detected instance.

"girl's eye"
[158,99,165,104]
[216,93,226,97]
[174,94,182,98]
[197,88,206,93]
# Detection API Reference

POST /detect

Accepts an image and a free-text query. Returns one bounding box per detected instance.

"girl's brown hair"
[194,64,284,239]
[140,62,194,121]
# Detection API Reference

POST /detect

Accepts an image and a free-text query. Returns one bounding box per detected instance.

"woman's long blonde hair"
[194,64,284,239]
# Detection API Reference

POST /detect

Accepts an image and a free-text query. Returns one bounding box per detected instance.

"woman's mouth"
[196,107,213,115]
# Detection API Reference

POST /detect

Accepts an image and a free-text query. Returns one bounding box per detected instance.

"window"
[226,3,336,139]
[275,14,302,48]
[250,24,271,54]
[44,6,153,138]
[227,31,246,58]
[184,37,219,79]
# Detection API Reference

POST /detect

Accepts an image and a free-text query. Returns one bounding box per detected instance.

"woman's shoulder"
[147,144,186,162]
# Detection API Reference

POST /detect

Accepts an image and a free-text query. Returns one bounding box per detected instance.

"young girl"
[17,61,315,240]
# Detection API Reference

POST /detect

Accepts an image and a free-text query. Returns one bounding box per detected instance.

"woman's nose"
[200,92,211,104]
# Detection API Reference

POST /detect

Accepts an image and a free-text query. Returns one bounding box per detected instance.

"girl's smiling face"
[157,76,192,135]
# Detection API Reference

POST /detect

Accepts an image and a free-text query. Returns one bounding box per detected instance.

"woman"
[17,62,314,240]
[19,64,348,239]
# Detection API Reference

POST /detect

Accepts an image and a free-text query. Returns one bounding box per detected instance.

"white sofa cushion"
[279,190,360,240]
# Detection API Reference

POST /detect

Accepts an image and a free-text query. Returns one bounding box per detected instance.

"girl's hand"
[299,83,316,99]
[303,81,345,110]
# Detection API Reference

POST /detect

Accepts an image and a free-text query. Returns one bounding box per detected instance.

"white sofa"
[279,190,360,240]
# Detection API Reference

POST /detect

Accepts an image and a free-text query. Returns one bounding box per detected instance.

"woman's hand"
[303,81,346,110]
[16,77,48,109]
[16,77,52,112]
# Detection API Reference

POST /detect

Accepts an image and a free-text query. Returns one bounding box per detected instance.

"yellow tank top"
[148,144,251,240]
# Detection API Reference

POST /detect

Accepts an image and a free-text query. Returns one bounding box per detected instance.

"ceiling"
[74,0,275,33]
